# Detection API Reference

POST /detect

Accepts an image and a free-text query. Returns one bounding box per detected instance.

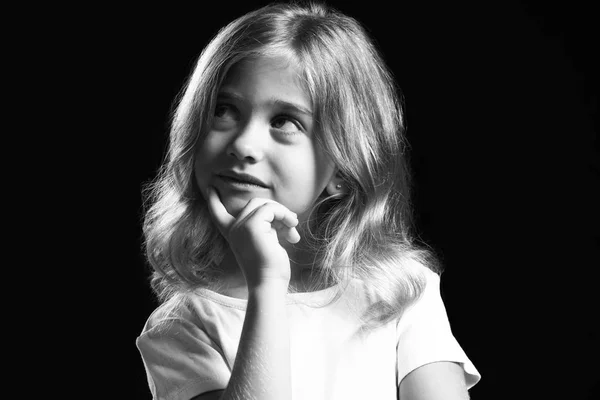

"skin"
[192,55,469,399]
[194,56,336,223]
[192,55,329,400]
[194,55,338,293]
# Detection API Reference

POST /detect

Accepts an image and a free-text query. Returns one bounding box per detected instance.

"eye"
[212,103,239,130]
[214,104,237,120]
[271,115,302,134]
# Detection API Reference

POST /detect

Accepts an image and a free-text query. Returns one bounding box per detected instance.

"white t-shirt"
[136,268,481,399]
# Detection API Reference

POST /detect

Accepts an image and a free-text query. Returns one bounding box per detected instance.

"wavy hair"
[142,1,441,327]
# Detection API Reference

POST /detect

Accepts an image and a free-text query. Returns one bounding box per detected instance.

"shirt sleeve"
[136,317,230,400]
[396,270,481,389]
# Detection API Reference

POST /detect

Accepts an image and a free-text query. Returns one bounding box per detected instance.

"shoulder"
[139,293,196,336]
[140,290,221,339]
[136,292,234,400]
[395,267,482,391]
[403,267,442,312]
[395,267,448,334]
[139,287,249,342]
[421,265,441,287]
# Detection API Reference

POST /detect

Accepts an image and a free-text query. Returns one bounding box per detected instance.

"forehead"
[220,55,311,100]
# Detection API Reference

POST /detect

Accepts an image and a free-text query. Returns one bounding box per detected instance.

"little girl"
[136,2,481,399]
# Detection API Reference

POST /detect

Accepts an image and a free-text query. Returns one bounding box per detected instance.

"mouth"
[216,171,269,189]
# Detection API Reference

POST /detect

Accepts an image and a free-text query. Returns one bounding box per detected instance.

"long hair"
[142,1,441,327]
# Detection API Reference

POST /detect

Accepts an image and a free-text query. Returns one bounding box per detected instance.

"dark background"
[70,0,597,398]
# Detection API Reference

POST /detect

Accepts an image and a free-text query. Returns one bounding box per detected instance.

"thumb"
[206,186,235,235]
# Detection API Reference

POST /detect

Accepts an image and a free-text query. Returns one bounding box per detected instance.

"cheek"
[280,150,334,198]
[194,135,223,196]
[198,132,227,161]
[193,152,209,199]
[313,148,336,188]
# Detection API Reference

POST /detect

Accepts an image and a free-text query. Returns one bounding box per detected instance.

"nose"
[226,120,266,163]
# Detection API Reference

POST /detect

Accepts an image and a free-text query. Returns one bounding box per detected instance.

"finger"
[251,201,297,227]
[272,219,301,244]
[249,203,301,244]
[206,186,235,233]
[234,197,273,224]
[284,226,301,244]
[237,198,298,227]
[281,210,299,229]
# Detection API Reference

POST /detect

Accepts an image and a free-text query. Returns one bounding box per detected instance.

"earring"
[335,183,342,190]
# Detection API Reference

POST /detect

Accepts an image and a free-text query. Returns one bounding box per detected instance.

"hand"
[206,186,301,288]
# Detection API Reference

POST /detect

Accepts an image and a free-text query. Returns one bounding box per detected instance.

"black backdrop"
[82,1,598,398]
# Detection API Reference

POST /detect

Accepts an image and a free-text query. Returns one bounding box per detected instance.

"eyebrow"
[217,91,313,116]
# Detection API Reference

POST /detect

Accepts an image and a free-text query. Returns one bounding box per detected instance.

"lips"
[217,170,269,188]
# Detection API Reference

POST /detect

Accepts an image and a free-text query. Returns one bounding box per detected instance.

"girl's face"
[195,55,336,221]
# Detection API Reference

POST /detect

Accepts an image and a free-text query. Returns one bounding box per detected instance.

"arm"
[398,361,469,400]
[224,282,291,399]
[193,282,290,400]
[194,189,297,400]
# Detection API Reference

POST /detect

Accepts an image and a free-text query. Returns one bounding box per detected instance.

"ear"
[325,171,348,196]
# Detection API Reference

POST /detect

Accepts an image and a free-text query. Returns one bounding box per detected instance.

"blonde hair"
[142,1,441,327]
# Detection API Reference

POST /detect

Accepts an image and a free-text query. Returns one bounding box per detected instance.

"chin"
[221,197,250,218]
